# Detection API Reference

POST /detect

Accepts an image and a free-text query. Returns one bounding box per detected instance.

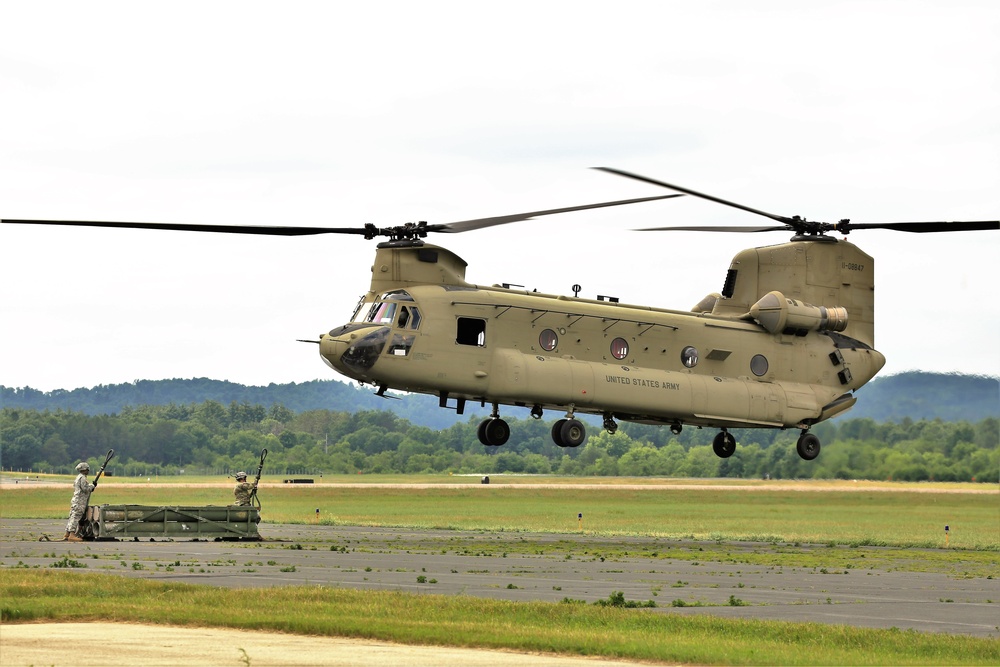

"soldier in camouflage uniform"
[64,462,95,541]
[233,471,255,506]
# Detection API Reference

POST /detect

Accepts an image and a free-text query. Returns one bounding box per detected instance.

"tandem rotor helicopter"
[5,169,997,461]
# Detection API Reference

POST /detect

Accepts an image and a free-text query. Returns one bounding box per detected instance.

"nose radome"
[320,325,390,377]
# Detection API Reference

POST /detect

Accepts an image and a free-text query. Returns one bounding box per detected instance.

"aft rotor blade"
[1,219,371,236]
[634,224,791,233]
[433,194,683,233]
[594,167,797,226]
[842,220,999,233]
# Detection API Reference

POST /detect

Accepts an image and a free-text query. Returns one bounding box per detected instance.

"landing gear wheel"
[551,419,567,447]
[796,432,821,460]
[482,418,510,447]
[559,419,587,448]
[712,431,736,458]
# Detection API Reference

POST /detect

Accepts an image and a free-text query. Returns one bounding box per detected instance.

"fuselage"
[319,241,886,432]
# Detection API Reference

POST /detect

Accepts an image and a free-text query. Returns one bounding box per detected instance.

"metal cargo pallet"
[82,504,261,541]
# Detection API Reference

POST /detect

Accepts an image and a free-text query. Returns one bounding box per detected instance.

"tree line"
[2,401,996,483]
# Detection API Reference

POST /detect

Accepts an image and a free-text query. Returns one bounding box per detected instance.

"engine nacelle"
[750,290,848,335]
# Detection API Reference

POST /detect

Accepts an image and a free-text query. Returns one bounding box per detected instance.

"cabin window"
[750,354,769,376]
[681,346,699,368]
[610,337,629,360]
[539,329,558,351]
[457,317,486,347]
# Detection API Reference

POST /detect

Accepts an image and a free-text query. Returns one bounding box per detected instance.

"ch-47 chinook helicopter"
[4,169,997,460]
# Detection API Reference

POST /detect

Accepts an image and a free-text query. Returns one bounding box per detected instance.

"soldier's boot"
[66,532,84,542]
[62,531,71,541]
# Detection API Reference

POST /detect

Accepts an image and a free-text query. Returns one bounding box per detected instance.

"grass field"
[3,570,998,666]
[3,476,997,550]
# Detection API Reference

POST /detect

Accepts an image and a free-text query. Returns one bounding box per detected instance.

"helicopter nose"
[320,324,390,378]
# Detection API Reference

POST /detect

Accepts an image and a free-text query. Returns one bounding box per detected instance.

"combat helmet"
[76,462,90,473]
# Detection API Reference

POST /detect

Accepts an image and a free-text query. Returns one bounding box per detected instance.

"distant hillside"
[844,372,998,422]
[2,371,997,426]
[0,378,489,430]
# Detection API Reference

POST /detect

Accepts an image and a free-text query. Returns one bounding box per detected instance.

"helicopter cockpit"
[352,290,422,330]
[334,290,423,372]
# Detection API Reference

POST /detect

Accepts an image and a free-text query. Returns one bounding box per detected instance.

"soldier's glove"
[92,481,97,488]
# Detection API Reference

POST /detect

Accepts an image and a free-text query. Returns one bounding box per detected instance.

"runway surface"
[3,519,997,639]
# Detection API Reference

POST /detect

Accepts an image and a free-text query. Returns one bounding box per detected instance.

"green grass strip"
[3,570,997,666]
[4,483,997,549]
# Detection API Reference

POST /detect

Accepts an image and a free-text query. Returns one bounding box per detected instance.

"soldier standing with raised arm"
[64,462,95,541]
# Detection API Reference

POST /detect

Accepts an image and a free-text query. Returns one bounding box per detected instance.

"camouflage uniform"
[66,472,95,533]
[234,477,255,506]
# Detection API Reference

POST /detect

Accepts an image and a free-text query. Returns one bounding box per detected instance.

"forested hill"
[0,379,489,430]
[2,371,997,426]
[849,372,998,422]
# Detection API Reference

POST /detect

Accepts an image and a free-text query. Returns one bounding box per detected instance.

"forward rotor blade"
[842,220,999,233]
[594,167,796,225]
[3,194,682,239]
[433,194,682,233]
[1,219,370,236]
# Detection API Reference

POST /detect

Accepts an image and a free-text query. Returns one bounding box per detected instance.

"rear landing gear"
[796,431,821,460]
[712,430,736,458]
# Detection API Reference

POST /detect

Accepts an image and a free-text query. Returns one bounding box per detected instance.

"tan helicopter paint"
[320,240,885,437]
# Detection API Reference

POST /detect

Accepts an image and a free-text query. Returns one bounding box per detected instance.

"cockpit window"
[382,290,414,302]
[369,301,398,325]
[366,290,418,326]
[397,306,422,330]
[351,296,372,323]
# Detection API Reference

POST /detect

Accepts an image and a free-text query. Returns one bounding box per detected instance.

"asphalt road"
[3,518,997,639]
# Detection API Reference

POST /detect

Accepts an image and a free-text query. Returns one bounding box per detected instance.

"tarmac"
[2,519,997,638]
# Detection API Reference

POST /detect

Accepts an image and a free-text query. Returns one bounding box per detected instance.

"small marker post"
[316,508,320,524]
[578,513,582,531]
[945,525,949,548]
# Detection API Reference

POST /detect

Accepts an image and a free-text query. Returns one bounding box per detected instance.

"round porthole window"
[750,354,769,376]
[610,337,629,360]
[681,346,699,368]
[539,329,558,351]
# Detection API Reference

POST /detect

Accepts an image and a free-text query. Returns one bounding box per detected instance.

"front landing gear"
[477,403,510,447]
[712,430,736,458]
[478,418,510,446]
[552,418,586,447]
[796,432,821,460]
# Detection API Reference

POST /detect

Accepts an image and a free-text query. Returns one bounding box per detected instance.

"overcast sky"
[2,0,998,393]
